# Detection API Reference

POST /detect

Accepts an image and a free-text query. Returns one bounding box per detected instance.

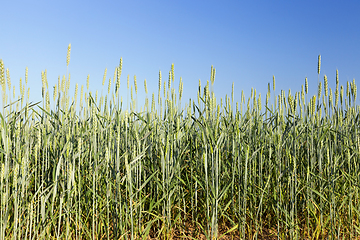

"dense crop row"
[0,48,359,239]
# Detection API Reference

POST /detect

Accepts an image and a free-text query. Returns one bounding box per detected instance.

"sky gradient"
[1,0,360,111]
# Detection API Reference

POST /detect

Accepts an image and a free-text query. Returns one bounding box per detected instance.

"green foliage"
[0,54,359,239]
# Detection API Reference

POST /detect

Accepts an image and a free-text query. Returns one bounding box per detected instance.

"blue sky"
[1,0,359,112]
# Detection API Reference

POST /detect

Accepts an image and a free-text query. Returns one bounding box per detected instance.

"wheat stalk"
[0,51,359,240]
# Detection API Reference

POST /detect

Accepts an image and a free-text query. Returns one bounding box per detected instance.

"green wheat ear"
[67,44,71,67]
[258,93,262,112]
[329,88,333,106]
[0,60,4,86]
[210,65,216,86]
[168,70,171,90]
[116,67,121,95]
[354,81,357,102]
[107,78,112,95]
[179,77,183,101]
[318,54,321,75]
[301,85,305,104]
[119,57,123,75]
[340,85,344,105]
[311,95,316,116]
[80,85,84,108]
[272,75,275,92]
[0,61,5,104]
[324,75,328,97]
[102,68,107,86]
[318,81,322,99]
[25,67,28,85]
[171,63,174,83]
[75,83,78,102]
[5,68,10,93]
[151,93,155,112]
[144,79,148,94]
[158,70,162,92]
[46,91,50,111]
[53,84,57,102]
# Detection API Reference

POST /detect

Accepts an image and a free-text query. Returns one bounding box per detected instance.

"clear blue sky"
[1,0,359,111]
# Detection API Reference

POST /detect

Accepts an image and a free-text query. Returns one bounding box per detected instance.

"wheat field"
[0,47,359,239]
